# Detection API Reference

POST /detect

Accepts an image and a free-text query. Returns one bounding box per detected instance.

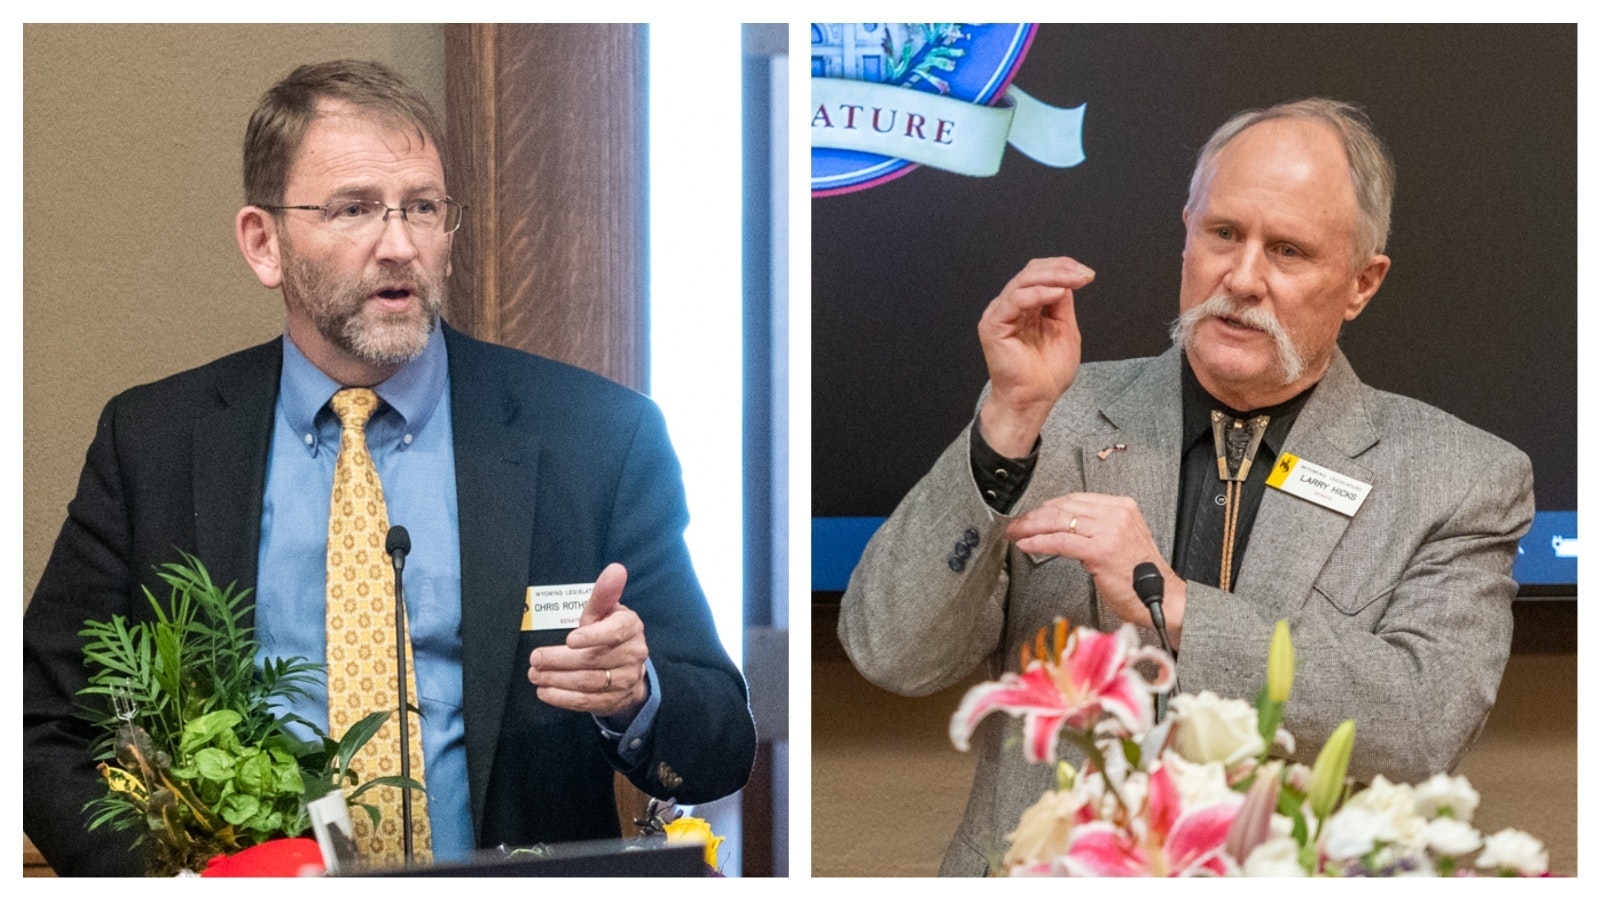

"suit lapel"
[1083,349,1187,563]
[445,329,541,835]
[193,340,282,619]
[1233,350,1378,613]
[1022,350,1186,629]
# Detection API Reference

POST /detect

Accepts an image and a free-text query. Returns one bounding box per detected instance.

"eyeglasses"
[260,197,466,235]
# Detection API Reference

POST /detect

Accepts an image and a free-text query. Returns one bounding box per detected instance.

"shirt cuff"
[970,418,1040,514]
[594,657,660,762]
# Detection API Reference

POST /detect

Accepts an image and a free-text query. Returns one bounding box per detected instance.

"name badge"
[521,582,594,631]
[1266,452,1372,517]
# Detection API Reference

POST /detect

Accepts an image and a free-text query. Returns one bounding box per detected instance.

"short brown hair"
[243,59,447,207]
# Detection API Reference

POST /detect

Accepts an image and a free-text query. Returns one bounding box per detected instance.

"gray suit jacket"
[838,346,1533,876]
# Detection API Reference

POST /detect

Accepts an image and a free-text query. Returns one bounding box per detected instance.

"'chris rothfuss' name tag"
[1266,452,1372,517]
[521,582,594,631]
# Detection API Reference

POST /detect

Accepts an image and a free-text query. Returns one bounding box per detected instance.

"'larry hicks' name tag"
[1266,452,1372,517]
[521,582,594,631]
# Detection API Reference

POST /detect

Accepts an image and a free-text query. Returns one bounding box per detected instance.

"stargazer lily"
[1058,758,1243,877]
[951,621,1177,763]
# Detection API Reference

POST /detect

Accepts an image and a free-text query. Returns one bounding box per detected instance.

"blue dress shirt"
[254,327,658,862]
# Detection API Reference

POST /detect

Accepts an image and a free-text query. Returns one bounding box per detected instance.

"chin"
[342,312,436,365]
[1191,346,1284,396]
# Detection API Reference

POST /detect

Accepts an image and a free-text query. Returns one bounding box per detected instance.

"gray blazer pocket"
[1313,579,1394,617]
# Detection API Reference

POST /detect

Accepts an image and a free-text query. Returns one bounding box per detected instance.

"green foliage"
[881,24,969,92]
[77,551,420,875]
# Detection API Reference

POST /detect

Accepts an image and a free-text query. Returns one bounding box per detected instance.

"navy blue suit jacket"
[22,324,756,876]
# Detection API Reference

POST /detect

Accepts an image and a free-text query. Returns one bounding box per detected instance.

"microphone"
[385,525,415,865]
[1132,562,1169,650]
[386,525,410,571]
[1133,561,1178,721]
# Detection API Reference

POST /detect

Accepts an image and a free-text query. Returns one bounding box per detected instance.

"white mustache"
[1170,293,1305,385]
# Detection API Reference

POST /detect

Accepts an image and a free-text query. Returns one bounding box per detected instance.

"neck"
[1187,353,1331,413]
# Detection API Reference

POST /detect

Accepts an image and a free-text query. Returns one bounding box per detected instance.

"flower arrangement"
[635,797,727,874]
[79,554,419,876]
[951,619,1550,877]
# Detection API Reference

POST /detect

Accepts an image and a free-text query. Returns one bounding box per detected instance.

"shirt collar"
[280,324,448,442]
[1180,354,1316,455]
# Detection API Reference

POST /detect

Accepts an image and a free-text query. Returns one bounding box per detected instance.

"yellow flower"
[664,815,724,870]
[98,762,147,799]
[1308,719,1356,821]
[1267,620,1295,703]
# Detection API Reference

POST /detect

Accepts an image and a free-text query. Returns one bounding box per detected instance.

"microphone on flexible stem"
[1133,561,1180,722]
[385,525,415,866]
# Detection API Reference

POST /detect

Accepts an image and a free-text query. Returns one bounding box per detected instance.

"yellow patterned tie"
[325,387,431,866]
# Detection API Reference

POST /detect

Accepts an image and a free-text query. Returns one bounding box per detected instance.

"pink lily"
[1058,761,1243,877]
[950,621,1176,763]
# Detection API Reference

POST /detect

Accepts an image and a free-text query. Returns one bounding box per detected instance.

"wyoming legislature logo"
[811,24,1085,196]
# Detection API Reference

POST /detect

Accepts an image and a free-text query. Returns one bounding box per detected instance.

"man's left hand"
[1007,493,1188,648]
[527,562,650,718]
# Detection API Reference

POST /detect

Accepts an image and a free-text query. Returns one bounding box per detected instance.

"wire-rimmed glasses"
[259,197,465,235]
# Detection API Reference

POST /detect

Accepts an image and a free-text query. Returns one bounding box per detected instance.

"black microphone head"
[1132,562,1164,607]
[386,525,411,556]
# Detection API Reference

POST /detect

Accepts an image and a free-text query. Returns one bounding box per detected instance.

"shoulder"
[1075,355,1164,393]
[104,338,282,422]
[1043,353,1170,424]
[442,325,661,432]
[1356,381,1529,470]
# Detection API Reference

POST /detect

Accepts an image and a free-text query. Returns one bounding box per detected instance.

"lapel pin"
[1097,443,1129,460]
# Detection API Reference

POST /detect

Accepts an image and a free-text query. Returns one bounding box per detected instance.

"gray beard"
[1169,292,1306,387]
[284,256,444,367]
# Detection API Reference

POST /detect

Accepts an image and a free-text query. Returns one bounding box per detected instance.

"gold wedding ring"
[1068,516,1079,535]
[604,668,613,691]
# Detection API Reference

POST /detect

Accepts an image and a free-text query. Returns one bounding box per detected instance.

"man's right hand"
[976,257,1093,457]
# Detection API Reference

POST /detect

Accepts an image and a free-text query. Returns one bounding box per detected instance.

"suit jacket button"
[962,528,979,545]
[948,555,965,572]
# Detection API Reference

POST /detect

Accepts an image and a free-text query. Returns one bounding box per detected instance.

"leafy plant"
[78,552,420,875]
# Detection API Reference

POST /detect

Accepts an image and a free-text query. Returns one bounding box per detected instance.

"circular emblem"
[811,23,1038,196]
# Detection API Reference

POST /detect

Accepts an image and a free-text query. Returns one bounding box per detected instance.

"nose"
[373,209,420,265]
[1221,241,1267,301]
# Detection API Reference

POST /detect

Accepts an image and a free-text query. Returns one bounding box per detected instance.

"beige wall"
[23,24,445,601]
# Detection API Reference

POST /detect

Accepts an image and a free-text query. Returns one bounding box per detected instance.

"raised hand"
[976,257,1094,457]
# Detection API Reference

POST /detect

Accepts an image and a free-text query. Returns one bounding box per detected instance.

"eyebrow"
[325,181,447,200]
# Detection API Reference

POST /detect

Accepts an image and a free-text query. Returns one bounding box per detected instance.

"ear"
[1343,253,1391,321]
[236,206,283,289]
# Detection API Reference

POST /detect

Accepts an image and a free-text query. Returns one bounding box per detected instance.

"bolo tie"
[1211,411,1270,592]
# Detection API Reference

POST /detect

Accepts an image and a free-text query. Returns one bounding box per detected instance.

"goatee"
[283,256,445,367]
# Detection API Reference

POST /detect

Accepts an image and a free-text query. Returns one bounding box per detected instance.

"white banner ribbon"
[812,77,1086,177]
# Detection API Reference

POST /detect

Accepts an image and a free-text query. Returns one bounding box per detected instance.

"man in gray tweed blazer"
[838,99,1533,876]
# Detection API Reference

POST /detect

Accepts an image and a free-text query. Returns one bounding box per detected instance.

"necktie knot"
[331,387,380,433]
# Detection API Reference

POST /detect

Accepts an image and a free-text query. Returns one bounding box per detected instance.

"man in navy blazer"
[22,60,755,876]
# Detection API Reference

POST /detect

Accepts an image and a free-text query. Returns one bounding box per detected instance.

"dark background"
[813,24,1575,531]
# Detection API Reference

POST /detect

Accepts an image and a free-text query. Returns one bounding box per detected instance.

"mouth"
[1209,312,1265,335]
[370,286,418,311]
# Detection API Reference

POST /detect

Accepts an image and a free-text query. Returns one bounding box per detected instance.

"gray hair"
[1184,98,1395,264]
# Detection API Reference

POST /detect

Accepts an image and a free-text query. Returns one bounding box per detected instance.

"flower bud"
[1267,620,1294,704]
[1308,719,1356,821]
